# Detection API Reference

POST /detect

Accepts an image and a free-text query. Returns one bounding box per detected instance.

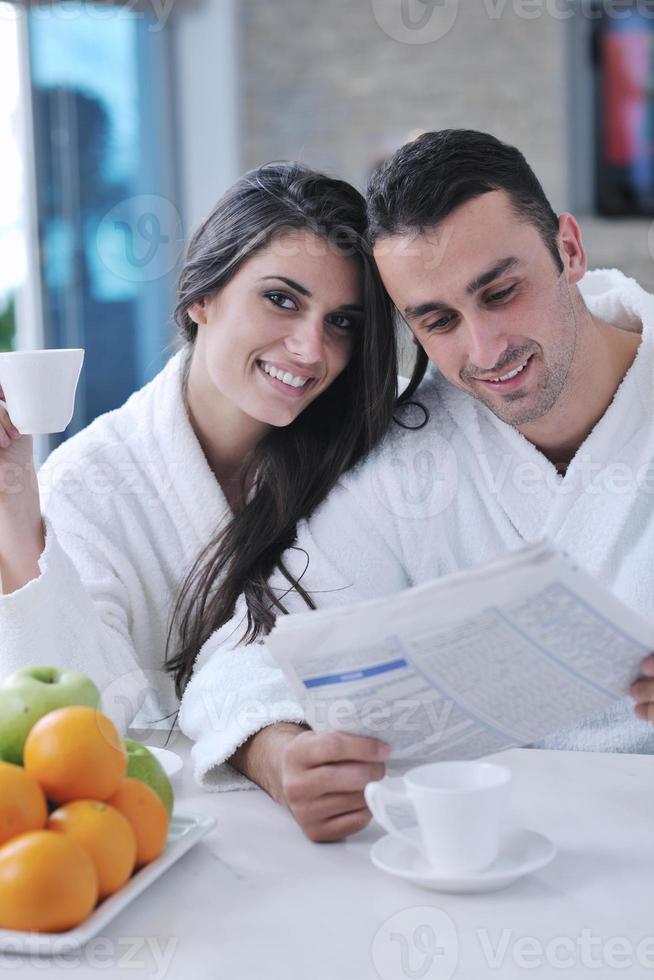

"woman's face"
[188,229,363,429]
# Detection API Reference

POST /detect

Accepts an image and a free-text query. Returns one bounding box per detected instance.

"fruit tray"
[0,812,216,956]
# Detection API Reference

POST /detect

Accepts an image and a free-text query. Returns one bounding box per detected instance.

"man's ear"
[187,296,209,326]
[557,213,587,286]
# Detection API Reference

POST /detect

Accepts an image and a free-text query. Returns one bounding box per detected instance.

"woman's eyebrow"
[260,275,311,296]
[260,276,362,312]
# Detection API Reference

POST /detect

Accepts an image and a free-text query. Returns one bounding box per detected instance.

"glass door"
[27,2,181,441]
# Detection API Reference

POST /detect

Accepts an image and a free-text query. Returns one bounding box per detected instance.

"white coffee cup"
[365,760,512,875]
[0,349,84,435]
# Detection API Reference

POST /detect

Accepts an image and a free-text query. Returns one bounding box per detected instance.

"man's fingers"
[635,702,654,723]
[640,655,654,678]
[290,761,385,800]
[290,730,390,769]
[307,807,373,843]
[630,678,654,703]
[309,791,368,821]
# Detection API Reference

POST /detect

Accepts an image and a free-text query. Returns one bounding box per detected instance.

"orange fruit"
[0,762,47,845]
[24,706,127,803]
[47,800,136,899]
[107,778,169,866]
[0,830,98,932]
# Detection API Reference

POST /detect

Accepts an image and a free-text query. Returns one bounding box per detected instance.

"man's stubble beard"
[474,280,579,428]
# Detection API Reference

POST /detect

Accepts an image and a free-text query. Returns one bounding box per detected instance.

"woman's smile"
[257,358,315,393]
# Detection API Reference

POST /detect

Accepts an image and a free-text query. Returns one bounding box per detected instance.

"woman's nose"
[285,317,326,365]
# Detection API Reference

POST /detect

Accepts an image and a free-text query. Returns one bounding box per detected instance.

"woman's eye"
[487,285,516,303]
[327,313,356,331]
[266,291,296,310]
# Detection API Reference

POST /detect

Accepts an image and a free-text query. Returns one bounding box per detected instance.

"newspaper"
[266,542,654,764]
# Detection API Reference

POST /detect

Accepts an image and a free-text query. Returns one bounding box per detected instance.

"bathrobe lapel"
[438,270,653,557]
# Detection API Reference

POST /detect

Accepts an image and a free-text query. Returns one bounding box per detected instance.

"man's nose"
[285,316,326,365]
[464,314,510,373]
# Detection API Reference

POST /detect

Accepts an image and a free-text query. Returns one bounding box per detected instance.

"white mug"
[0,349,84,435]
[365,761,512,875]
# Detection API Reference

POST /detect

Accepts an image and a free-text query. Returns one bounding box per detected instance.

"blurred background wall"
[1,0,654,450]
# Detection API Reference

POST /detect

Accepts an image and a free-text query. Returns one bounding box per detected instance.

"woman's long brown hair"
[165,163,399,697]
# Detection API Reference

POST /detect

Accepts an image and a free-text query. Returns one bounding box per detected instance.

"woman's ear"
[187,297,208,326]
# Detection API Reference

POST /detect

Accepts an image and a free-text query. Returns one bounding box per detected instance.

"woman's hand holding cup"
[0,347,83,592]
[0,387,44,593]
[0,385,38,500]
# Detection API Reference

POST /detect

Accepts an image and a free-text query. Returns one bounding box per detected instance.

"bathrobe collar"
[436,269,654,546]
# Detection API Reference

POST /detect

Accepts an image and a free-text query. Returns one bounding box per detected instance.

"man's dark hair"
[366,130,565,403]
[366,129,564,275]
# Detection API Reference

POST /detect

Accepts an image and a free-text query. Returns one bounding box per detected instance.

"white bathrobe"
[0,345,305,790]
[179,269,654,787]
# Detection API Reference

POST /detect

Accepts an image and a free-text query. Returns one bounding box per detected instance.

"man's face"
[373,190,584,427]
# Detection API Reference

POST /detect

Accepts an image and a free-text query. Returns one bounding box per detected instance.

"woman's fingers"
[0,401,21,446]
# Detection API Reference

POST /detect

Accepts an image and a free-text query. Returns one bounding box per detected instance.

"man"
[180,130,654,841]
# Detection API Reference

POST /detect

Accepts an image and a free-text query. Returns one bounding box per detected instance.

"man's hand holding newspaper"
[267,541,654,765]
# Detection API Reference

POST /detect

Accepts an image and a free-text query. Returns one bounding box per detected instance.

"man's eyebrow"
[404,300,450,321]
[466,256,520,295]
[404,257,521,321]
[260,275,311,297]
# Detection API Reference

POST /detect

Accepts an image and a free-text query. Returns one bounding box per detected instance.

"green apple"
[124,739,174,817]
[0,666,100,765]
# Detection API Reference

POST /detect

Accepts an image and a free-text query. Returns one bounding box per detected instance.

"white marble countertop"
[5,738,654,979]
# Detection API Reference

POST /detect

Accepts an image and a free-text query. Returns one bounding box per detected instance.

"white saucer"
[145,745,183,778]
[370,827,555,894]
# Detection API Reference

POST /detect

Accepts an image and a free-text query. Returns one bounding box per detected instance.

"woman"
[0,163,397,779]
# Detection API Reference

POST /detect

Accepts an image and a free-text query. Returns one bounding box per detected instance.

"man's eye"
[425,314,455,333]
[487,285,516,303]
[266,291,296,310]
